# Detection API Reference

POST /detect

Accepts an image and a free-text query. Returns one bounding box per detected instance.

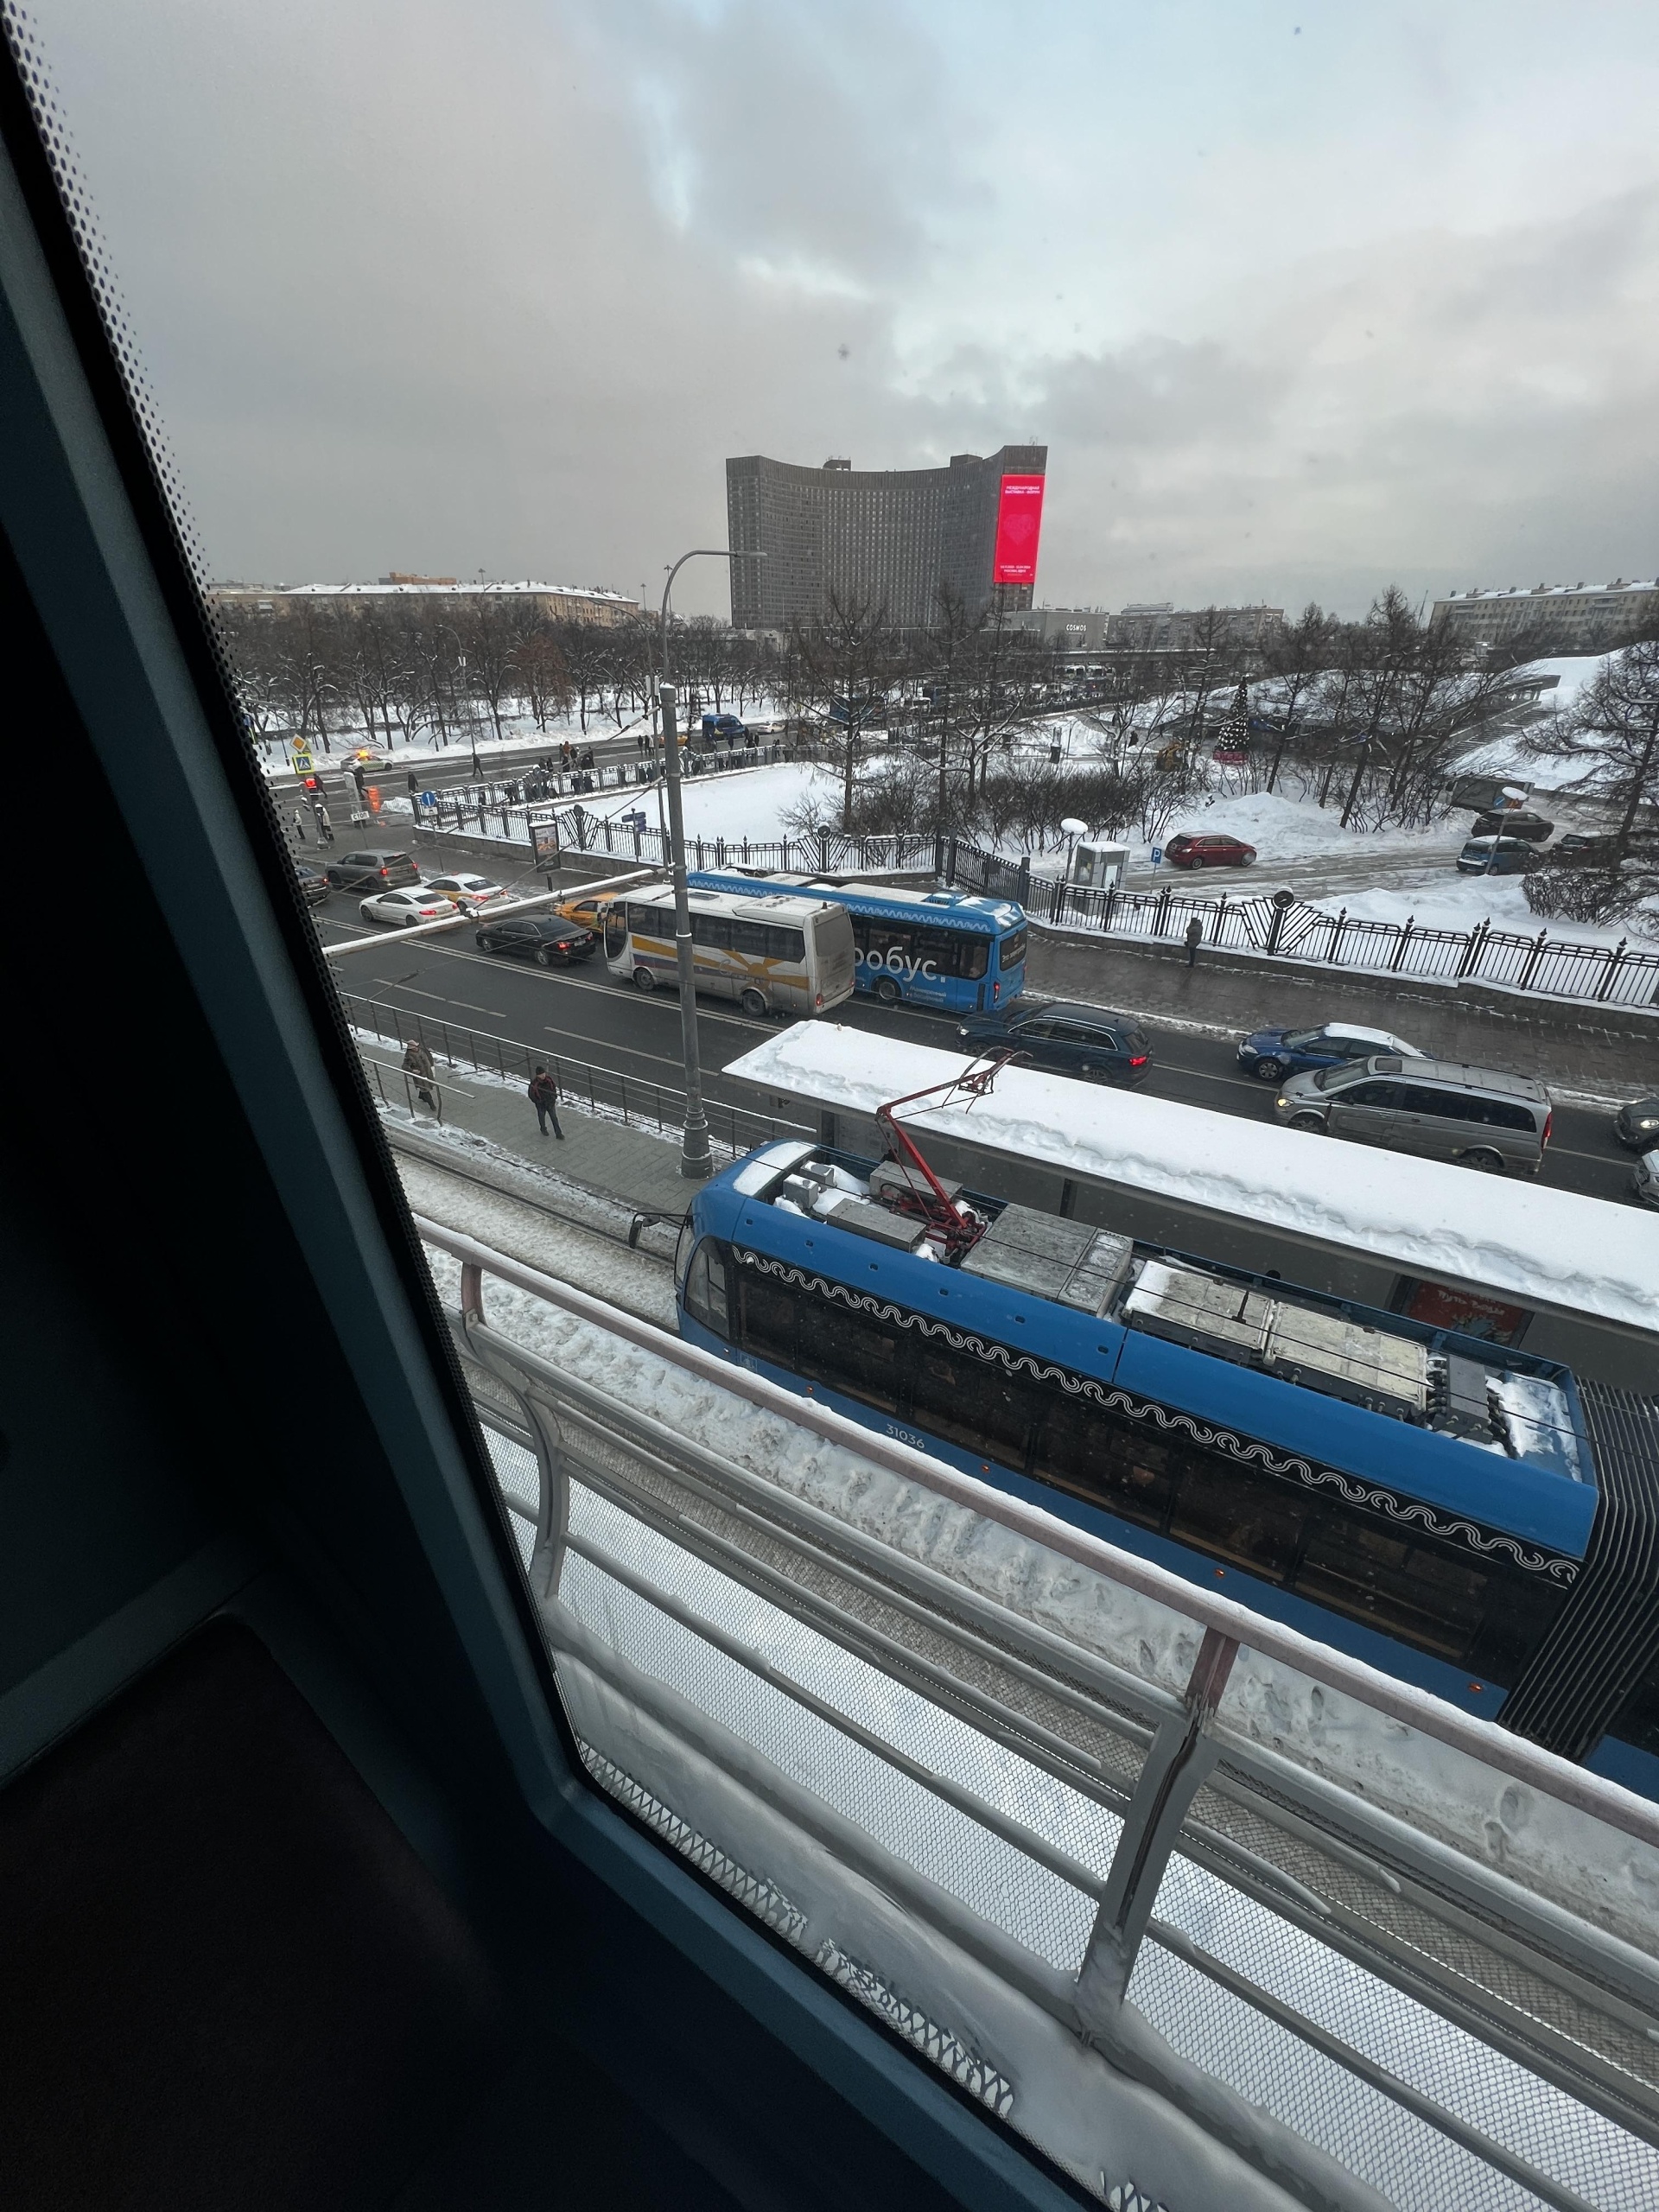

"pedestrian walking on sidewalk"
[402,1037,436,1110]
[316,804,334,846]
[528,1064,564,1139]
[292,806,307,842]
[1184,914,1203,969]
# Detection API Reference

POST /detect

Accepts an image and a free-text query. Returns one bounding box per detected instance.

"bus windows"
[795,1297,903,1413]
[604,907,627,958]
[910,1343,1039,1465]
[958,937,989,981]
[1033,1396,1172,1530]
[1292,1516,1488,1662]
[731,917,770,957]
[997,927,1028,972]
[684,1240,730,1335]
[693,912,734,951]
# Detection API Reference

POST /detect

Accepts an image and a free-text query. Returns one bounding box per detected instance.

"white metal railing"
[417,1217,1659,2212]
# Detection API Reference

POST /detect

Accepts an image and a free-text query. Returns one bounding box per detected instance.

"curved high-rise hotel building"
[725,445,1046,631]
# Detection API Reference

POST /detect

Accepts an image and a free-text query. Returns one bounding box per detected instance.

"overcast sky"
[28,0,1659,617]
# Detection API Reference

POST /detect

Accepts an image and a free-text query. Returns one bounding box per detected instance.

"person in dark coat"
[528,1065,563,1139]
[402,1038,436,1109]
[1184,914,1204,968]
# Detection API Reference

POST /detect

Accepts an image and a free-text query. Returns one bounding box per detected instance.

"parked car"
[1471,809,1553,842]
[1164,832,1256,869]
[1633,1153,1659,1210]
[1612,1096,1659,1149]
[324,847,421,890]
[476,916,597,966]
[1272,1055,1550,1175]
[292,861,331,907]
[1236,1020,1424,1084]
[1457,836,1541,875]
[1553,832,1619,865]
[425,871,511,912]
[359,887,457,927]
[958,1000,1153,1086]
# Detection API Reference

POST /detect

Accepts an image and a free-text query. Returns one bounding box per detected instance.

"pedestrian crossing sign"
[291,746,314,772]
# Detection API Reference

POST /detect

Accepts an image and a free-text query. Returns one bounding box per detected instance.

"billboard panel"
[992,473,1046,587]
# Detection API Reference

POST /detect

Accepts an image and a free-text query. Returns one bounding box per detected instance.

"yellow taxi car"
[555,893,612,934]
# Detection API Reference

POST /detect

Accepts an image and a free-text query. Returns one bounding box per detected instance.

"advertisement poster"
[991,473,1046,586]
[531,822,561,872]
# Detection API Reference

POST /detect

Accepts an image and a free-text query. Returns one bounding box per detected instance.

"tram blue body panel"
[710,1186,1597,1562]
[677,1304,1518,1721]
[1112,1328,1597,1560]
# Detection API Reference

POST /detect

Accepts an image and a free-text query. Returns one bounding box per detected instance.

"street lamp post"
[658,546,764,1179]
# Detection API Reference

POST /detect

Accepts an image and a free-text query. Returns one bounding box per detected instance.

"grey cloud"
[26,1,1659,620]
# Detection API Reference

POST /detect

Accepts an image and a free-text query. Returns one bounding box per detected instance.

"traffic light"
[302,773,322,792]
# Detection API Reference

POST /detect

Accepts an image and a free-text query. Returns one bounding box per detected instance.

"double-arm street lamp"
[658,546,765,1179]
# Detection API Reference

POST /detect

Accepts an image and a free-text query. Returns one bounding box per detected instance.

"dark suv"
[958,1000,1153,1085]
[323,848,421,891]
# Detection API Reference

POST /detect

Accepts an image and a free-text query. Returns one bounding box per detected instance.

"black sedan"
[957,1000,1153,1085]
[475,916,596,967]
[292,861,332,907]
[1612,1096,1659,1149]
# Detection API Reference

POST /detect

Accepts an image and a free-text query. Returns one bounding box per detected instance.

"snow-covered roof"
[215,579,636,604]
[727,1025,1656,1338]
[1321,1023,1419,1051]
[1443,580,1659,602]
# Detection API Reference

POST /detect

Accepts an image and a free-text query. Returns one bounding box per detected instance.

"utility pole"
[658,546,765,1179]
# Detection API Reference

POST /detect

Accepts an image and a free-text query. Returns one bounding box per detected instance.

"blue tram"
[677,1139,1659,1796]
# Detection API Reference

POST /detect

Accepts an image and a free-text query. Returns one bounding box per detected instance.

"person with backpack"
[402,1037,436,1110]
[528,1065,563,1139]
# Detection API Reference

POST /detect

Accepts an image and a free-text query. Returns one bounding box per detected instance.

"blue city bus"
[677,1138,1659,1796]
[688,871,1027,1014]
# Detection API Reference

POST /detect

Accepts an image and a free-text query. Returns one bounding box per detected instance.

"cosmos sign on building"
[992,473,1046,588]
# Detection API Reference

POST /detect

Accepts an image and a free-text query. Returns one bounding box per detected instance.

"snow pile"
[574,760,840,845]
[1150,789,1452,868]
[727,1025,1657,1337]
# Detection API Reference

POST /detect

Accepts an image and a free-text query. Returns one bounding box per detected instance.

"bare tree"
[786,588,904,832]
[1527,638,1659,855]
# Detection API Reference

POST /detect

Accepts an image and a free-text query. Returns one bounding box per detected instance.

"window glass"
[997,928,1028,971]
[1401,1084,1461,1118]
[910,1341,1039,1466]
[1281,1029,1322,1050]
[684,1241,731,1335]
[736,1266,798,1363]
[1166,1462,1305,1580]
[1293,1517,1489,1661]
[1034,1395,1173,1530]
[692,912,733,950]
[959,936,990,980]
[1338,1082,1402,1108]
[794,1295,903,1411]
[764,925,806,961]
[731,917,771,956]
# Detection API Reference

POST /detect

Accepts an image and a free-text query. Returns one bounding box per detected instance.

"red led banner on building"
[991,473,1046,587]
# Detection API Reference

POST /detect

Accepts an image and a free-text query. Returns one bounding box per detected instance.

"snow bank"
[575,760,839,845]
[1147,789,1451,868]
[727,1025,1657,1337]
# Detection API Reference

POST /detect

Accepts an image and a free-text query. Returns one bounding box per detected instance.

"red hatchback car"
[1166,832,1257,869]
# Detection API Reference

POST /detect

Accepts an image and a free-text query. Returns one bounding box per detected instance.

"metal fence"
[340,990,811,1159]
[425,1218,1659,2212]
[926,834,1659,1008]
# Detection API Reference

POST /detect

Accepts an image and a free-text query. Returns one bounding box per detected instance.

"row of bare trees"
[214,595,785,754]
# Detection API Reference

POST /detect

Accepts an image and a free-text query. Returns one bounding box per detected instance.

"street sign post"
[1150,844,1163,869]
[291,745,313,774]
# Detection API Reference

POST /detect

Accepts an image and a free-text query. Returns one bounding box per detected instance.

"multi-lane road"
[311,873,1648,1207]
